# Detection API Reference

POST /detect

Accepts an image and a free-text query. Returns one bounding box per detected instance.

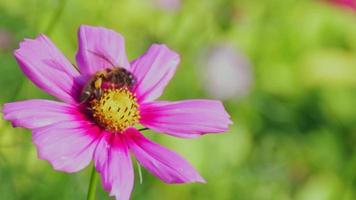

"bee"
[79,67,136,104]
[106,67,136,89]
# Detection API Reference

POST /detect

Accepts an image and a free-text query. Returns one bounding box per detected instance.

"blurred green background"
[1,0,356,199]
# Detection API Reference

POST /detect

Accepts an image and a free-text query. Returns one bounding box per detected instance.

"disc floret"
[90,87,140,132]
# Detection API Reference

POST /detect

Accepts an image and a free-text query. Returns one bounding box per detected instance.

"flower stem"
[86,165,98,200]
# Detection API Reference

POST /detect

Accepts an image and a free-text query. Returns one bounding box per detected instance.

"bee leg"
[94,88,102,100]
[79,91,91,104]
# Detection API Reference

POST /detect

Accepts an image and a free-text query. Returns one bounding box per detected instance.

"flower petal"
[140,100,232,138]
[131,44,180,103]
[32,120,101,173]
[2,99,82,129]
[126,128,205,184]
[14,34,82,104]
[76,25,130,76]
[94,132,134,200]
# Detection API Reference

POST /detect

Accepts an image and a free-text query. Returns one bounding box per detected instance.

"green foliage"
[0,0,356,199]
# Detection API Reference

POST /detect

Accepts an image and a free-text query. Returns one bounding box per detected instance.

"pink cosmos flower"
[198,43,253,100]
[2,25,231,200]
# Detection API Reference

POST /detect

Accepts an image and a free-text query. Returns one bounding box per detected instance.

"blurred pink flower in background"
[198,43,253,100]
[327,0,356,11]
[152,0,181,11]
[0,29,13,52]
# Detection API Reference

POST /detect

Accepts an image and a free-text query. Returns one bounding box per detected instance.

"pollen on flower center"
[90,88,140,132]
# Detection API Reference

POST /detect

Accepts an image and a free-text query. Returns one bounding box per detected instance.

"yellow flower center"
[90,88,140,132]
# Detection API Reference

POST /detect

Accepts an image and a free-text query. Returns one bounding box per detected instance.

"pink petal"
[14,34,82,104]
[131,44,180,103]
[76,25,130,76]
[140,100,232,138]
[94,132,134,200]
[32,120,101,173]
[126,128,205,184]
[2,99,81,129]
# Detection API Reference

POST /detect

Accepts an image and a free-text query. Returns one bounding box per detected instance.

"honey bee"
[79,67,136,104]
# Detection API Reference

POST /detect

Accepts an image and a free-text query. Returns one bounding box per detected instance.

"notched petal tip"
[197,177,207,184]
[15,34,49,53]
[182,172,206,184]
